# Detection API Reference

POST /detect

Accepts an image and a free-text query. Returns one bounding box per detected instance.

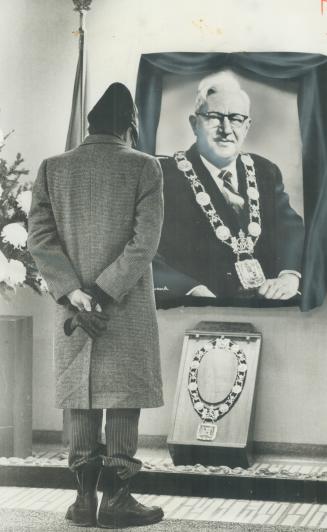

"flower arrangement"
[0,129,47,299]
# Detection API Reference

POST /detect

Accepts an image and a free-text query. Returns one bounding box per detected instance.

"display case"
[168,321,262,468]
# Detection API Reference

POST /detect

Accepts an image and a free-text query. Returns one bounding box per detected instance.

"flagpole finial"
[72,0,93,14]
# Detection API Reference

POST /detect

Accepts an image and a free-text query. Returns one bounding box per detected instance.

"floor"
[1,487,327,528]
[2,445,327,529]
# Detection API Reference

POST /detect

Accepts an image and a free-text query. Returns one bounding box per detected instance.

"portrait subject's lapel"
[236,155,250,231]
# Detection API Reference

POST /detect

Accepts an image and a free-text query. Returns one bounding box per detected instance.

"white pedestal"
[0,316,33,457]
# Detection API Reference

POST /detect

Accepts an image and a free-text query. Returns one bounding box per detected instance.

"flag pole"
[63,0,93,446]
[78,9,86,142]
[65,0,92,151]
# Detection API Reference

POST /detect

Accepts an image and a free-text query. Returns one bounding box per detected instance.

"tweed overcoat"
[28,135,164,409]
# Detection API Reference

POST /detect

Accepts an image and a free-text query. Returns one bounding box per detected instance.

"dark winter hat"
[87,82,137,135]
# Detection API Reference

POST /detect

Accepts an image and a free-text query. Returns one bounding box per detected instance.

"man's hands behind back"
[64,289,109,339]
[67,288,102,312]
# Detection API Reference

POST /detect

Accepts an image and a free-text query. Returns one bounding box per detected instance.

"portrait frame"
[135,52,327,312]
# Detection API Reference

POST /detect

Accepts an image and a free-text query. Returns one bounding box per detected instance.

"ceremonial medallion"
[196,191,211,206]
[241,153,252,165]
[177,160,192,172]
[216,225,231,241]
[235,258,265,289]
[247,187,259,200]
[248,222,261,237]
[197,422,217,441]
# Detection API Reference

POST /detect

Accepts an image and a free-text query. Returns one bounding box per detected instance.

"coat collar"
[81,134,127,147]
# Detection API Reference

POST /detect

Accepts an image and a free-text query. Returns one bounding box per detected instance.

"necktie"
[218,170,245,213]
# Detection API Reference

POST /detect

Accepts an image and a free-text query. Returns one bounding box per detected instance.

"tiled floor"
[1,487,327,528]
[2,445,327,528]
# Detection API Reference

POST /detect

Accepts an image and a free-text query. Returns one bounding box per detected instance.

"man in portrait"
[154,72,304,303]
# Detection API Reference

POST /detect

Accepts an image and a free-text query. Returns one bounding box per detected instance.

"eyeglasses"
[195,112,249,128]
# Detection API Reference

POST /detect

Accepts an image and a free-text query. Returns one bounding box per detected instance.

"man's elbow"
[134,237,161,265]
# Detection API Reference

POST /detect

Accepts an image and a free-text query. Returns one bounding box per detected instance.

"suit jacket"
[28,134,164,409]
[154,143,304,301]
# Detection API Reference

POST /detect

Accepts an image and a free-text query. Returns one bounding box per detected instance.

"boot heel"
[65,465,101,527]
[66,502,98,527]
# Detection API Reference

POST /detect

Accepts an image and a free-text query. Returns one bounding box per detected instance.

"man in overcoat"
[28,83,164,528]
[154,72,304,305]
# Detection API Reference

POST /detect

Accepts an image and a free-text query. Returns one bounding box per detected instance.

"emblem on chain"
[188,337,248,441]
[174,152,265,289]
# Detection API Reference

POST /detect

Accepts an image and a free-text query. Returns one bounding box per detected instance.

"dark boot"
[97,468,164,528]
[65,463,102,527]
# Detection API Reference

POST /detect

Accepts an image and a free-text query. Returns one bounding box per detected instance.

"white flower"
[0,251,9,282]
[1,223,28,249]
[6,259,26,287]
[16,190,32,215]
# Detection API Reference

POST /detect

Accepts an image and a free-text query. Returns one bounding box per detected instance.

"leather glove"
[64,305,109,339]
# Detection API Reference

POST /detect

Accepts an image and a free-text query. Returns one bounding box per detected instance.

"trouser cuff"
[69,455,103,472]
[102,456,142,480]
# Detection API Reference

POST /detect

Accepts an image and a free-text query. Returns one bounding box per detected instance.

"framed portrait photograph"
[136,52,327,311]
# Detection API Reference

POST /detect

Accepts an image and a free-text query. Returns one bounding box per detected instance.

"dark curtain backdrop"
[135,52,327,312]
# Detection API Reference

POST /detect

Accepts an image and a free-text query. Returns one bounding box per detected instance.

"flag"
[65,22,88,151]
